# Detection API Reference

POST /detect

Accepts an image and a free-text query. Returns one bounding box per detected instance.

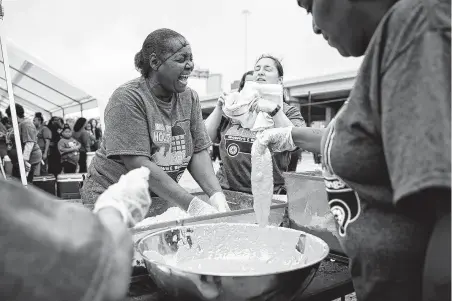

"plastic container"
[33,175,56,195]
[283,172,344,255]
[57,173,84,199]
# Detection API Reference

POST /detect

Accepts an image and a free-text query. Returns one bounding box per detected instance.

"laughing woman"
[81,28,230,216]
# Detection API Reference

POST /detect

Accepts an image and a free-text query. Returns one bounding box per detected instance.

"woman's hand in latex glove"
[93,166,152,227]
[188,197,219,216]
[209,192,231,212]
[249,97,277,114]
[256,127,297,153]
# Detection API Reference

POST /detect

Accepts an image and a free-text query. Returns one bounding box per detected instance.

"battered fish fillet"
[251,141,273,227]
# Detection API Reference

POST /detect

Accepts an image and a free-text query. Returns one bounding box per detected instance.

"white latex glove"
[255,127,297,153]
[187,197,219,217]
[209,192,231,212]
[93,167,152,227]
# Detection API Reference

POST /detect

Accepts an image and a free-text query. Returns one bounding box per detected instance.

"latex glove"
[93,167,152,227]
[209,192,231,212]
[255,127,297,153]
[187,197,219,217]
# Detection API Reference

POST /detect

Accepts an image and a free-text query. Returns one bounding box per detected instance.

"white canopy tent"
[0,42,98,120]
[0,6,98,185]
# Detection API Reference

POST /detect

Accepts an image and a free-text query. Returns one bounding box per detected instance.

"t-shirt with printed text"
[83,77,211,203]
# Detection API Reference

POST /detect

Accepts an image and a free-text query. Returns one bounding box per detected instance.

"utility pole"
[242,9,251,73]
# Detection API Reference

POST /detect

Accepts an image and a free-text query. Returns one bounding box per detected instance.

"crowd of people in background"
[0,104,102,182]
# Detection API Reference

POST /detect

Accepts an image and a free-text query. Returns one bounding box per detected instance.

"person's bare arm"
[272,109,294,128]
[204,95,225,142]
[291,127,325,153]
[43,139,50,159]
[121,155,193,210]
[188,149,223,197]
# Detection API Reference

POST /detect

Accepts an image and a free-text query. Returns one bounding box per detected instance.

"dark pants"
[40,159,48,175]
[62,161,77,174]
[78,152,87,173]
[48,148,62,177]
[0,141,7,159]
[12,162,37,183]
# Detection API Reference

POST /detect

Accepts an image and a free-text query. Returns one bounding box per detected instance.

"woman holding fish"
[205,55,305,195]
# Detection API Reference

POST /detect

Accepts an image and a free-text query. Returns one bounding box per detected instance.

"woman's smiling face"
[153,39,195,94]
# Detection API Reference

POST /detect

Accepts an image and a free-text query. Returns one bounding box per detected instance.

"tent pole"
[0,4,28,186]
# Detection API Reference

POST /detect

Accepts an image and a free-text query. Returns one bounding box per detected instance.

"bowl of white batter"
[136,223,329,301]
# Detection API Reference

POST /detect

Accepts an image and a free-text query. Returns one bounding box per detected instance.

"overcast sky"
[2,0,362,113]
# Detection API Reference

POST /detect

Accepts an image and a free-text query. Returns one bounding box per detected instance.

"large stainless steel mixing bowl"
[136,223,329,301]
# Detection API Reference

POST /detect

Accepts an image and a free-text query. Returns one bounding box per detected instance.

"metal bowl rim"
[136,222,330,277]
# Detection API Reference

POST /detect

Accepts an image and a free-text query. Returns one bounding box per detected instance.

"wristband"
[269,104,281,117]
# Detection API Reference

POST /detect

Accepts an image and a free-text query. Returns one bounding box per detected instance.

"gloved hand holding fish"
[255,127,297,153]
[222,81,287,227]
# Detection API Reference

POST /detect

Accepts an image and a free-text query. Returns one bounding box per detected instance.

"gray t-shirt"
[7,119,42,164]
[321,0,450,299]
[58,137,80,166]
[0,179,116,301]
[37,126,52,153]
[216,103,305,194]
[72,130,91,153]
[85,77,211,199]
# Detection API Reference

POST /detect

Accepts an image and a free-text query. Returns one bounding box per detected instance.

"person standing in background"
[88,118,102,151]
[58,124,81,174]
[238,70,254,92]
[72,117,91,173]
[65,118,76,131]
[5,104,42,182]
[33,112,52,175]
[0,111,7,160]
[47,117,64,177]
[85,122,97,151]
